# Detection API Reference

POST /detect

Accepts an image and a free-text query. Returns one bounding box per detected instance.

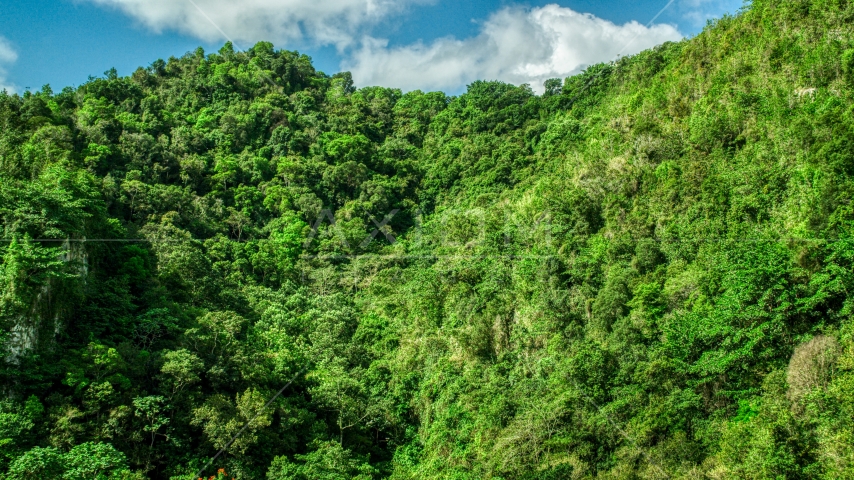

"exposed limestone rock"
[4,239,88,363]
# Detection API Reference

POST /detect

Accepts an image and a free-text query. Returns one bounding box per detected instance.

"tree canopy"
[3,0,854,478]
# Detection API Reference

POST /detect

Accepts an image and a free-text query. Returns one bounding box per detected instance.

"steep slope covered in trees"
[3,0,854,478]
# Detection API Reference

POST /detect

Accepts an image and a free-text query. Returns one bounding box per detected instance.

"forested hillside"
[3,0,854,478]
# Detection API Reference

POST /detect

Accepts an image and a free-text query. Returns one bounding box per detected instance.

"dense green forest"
[2,0,854,477]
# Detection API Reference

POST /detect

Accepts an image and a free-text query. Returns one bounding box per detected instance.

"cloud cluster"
[81,1,687,94]
[85,0,430,49]
[0,35,17,93]
[346,5,682,93]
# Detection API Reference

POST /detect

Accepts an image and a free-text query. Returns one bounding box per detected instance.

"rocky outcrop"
[4,239,88,363]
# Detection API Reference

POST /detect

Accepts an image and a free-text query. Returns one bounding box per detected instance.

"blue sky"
[0,0,744,94]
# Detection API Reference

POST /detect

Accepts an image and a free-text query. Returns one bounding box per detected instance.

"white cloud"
[81,0,688,94]
[0,35,17,93]
[344,4,683,94]
[84,0,430,49]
